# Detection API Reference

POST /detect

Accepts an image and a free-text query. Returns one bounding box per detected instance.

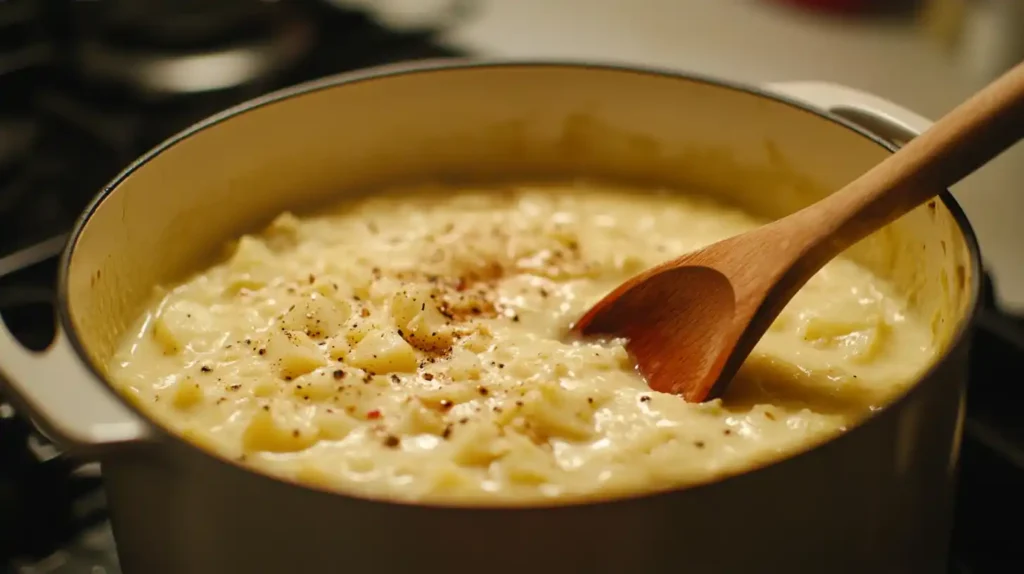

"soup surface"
[108,182,934,503]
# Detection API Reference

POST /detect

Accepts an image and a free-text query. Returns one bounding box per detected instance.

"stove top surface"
[1,2,1023,573]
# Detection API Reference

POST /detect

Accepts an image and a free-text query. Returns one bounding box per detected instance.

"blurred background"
[0,1,1022,573]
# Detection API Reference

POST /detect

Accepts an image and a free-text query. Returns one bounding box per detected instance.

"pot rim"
[57,58,983,510]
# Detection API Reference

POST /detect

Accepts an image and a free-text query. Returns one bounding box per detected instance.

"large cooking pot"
[0,60,978,574]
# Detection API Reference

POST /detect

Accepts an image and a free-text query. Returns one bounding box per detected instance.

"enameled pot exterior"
[0,61,979,574]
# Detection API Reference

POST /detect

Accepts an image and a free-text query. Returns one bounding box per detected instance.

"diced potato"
[326,336,350,361]
[227,236,274,273]
[314,408,358,441]
[252,378,280,398]
[169,377,204,410]
[151,300,215,355]
[836,325,889,363]
[446,347,482,380]
[279,293,352,339]
[417,383,476,410]
[369,276,402,304]
[343,316,380,346]
[803,312,890,363]
[265,329,327,379]
[449,421,507,467]
[804,313,879,341]
[426,466,475,495]
[242,409,318,453]
[264,212,301,249]
[516,382,595,441]
[295,465,339,489]
[346,329,418,374]
[500,432,557,485]
[291,370,341,402]
[222,274,266,296]
[390,286,454,352]
[393,402,447,436]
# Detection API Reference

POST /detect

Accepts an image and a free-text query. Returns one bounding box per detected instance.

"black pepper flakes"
[291,430,300,438]
[200,365,212,373]
[442,425,453,439]
[639,395,651,403]
[439,399,453,410]
[258,348,266,356]
[423,373,434,381]
[332,369,345,380]
[383,435,400,448]
[477,386,489,396]
[694,441,705,449]
[228,384,242,391]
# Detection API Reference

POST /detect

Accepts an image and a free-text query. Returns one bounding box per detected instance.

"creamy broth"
[107,182,934,503]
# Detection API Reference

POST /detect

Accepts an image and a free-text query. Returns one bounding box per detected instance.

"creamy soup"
[107,182,934,503]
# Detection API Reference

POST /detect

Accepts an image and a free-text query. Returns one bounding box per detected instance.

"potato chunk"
[265,329,327,379]
[151,300,214,355]
[346,329,418,374]
[279,293,351,339]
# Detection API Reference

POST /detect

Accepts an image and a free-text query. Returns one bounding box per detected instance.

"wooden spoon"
[572,61,1024,403]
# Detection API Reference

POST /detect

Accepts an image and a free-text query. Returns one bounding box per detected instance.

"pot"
[0,60,979,574]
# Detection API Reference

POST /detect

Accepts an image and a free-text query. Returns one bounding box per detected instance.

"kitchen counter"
[423,0,1024,310]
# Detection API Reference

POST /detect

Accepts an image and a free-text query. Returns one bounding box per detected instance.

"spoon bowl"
[573,60,1024,402]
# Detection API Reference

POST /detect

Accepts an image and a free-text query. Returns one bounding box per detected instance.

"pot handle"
[764,81,934,142]
[0,319,153,458]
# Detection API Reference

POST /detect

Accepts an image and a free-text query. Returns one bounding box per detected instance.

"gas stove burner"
[73,13,315,99]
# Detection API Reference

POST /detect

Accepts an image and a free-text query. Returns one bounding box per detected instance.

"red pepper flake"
[366,410,381,420]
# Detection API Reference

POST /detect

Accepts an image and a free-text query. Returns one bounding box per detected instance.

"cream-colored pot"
[0,61,979,574]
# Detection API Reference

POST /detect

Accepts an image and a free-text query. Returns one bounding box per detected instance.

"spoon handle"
[793,60,1024,261]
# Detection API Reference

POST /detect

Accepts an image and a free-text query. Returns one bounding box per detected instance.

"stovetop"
[1,1,1023,573]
